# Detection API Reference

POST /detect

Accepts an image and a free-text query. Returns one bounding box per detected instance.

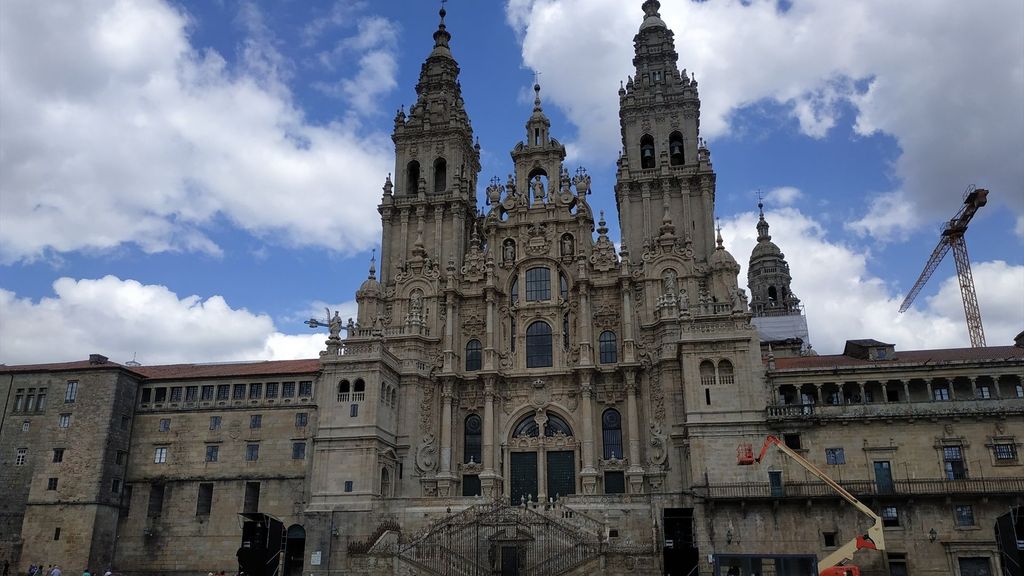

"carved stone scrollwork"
[648,422,668,467]
[508,432,578,449]
[599,456,627,471]
[416,433,438,474]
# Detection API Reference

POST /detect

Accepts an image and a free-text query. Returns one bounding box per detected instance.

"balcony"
[698,477,1024,500]
[768,397,1024,422]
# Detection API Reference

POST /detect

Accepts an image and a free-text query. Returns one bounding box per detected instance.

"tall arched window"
[640,134,656,169]
[337,380,350,402]
[562,314,570,351]
[718,359,735,385]
[513,412,573,437]
[526,321,553,368]
[526,267,551,301]
[406,160,420,194]
[465,339,482,371]
[433,158,447,193]
[599,331,618,364]
[464,414,482,464]
[560,272,569,301]
[354,379,365,393]
[768,286,778,304]
[602,409,623,460]
[699,360,716,387]
[380,468,391,497]
[669,131,684,166]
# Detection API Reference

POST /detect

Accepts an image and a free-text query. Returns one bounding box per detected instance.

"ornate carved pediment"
[462,244,486,282]
[523,223,551,256]
[508,433,578,449]
[462,312,486,339]
[599,456,627,471]
[593,304,620,329]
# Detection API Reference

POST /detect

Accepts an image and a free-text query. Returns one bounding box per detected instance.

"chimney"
[89,354,109,365]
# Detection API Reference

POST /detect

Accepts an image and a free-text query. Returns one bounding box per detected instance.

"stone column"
[970,377,978,399]
[881,382,890,404]
[857,382,866,403]
[578,282,593,366]
[926,379,934,401]
[902,380,910,402]
[400,210,410,265]
[438,379,455,496]
[535,411,547,501]
[481,377,500,498]
[625,368,644,493]
[621,276,637,363]
[579,373,598,495]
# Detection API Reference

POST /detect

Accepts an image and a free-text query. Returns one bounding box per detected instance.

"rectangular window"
[154,447,168,464]
[243,481,260,513]
[783,433,802,450]
[169,387,182,402]
[116,450,127,465]
[299,381,313,397]
[295,412,308,427]
[292,442,306,460]
[350,404,359,417]
[955,504,975,527]
[36,390,46,412]
[196,483,214,516]
[1017,384,1024,398]
[121,484,133,518]
[994,443,1018,462]
[249,382,262,399]
[53,448,64,463]
[344,480,353,493]
[209,415,222,430]
[154,387,166,403]
[881,506,899,527]
[233,384,246,400]
[185,386,199,402]
[141,388,152,403]
[205,445,219,462]
[58,413,71,428]
[245,444,260,462]
[265,382,278,398]
[604,471,626,494]
[250,414,262,429]
[47,477,58,490]
[54,527,61,541]
[825,448,846,465]
[216,385,230,400]
[16,448,27,466]
[25,390,36,413]
[120,415,130,430]
[525,267,552,301]
[282,381,296,398]
[976,385,991,399]
[65,381,78,403]
[201,385,215,401]
[934,386,950,400]
[14,392,24,412]
[147,484,164,517]
[159,418,170,432]
[823,532,837,548]
[944,446,968,479]
[112,478,121,494]
[21,421,29,432]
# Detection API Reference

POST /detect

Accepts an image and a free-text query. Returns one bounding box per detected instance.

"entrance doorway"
[285,524,305,576]
[663,508,699,576]
[510,452,538,505]
[501,545,520,576]
[546,451,575,500]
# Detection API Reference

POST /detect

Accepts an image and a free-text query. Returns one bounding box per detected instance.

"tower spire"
[756,198,771,241]
[433,2,451,51]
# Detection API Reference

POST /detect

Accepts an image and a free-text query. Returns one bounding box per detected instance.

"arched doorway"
[285,524,305,576]
[506,411,577,504]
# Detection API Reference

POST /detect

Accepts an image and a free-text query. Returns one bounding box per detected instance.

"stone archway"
[505,410,578,504]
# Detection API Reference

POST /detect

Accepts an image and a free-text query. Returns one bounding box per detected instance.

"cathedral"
[2,3,1022,576]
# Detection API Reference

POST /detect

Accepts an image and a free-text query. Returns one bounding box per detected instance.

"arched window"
[526,321,553,368]
[338,380,350,402]
[560,272,569,301]
[526,267,551,301]
[699,360,716,387]
[513,412,573,438]
[406,160,420,194]
[465,339,482,371]
[599,331,618,364]
[354,379,365,393]
[669,131,684,166]
[433,158,447,193]
[640,134,656,169]
[464,414,482,464]
[380,468,391,497]
[602,409,623,460]
[718,359,734,385]
[768,286,778,304]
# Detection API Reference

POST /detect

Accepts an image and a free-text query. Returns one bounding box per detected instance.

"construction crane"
[737,436,885,576]
[899,187,989,347]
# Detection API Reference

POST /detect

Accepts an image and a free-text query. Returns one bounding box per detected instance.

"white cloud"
[507,0,1024,241]
[0,0,393,263]
[765,186,803,207]
[846,191,922,242]
[0,276,325,366]
[721,207,1024,354]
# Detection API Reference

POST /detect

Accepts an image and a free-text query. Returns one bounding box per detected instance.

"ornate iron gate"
[398,501,601,576]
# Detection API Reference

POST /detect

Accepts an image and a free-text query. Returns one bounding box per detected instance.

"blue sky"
[1,0,1022,365]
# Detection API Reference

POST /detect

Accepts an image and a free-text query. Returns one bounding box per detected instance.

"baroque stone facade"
[2,3,1023,576]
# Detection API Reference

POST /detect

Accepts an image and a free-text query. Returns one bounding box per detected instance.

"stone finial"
[369,249,377,279]
[642,0,661,18]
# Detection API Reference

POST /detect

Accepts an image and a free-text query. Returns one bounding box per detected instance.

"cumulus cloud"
[0,0,393,263]
[312,16,400,116]
[765,186,803,207]
[0,276,326,366]
[506,0,1024,240]
[721,205,1024,354]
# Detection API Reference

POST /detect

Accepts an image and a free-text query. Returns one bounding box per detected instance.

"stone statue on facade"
[532,175,545,204]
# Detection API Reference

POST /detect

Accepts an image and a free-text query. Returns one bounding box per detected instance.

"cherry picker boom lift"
[737,436,886,576]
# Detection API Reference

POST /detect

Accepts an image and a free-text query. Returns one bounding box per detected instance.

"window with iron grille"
[602,409,623,460]
[216,385,230,400]
[954,504,975,527]
[185,386,198,402]
[993,443,1017,462]
[825,448,845,465]
[249,383,262,399]
[944,446,968,479]
[16,448,27,466]
[599,331,617,364]
[525,267,551,301]
[526,321,553,368]
[265,382,278,398]
[169,387,182,402]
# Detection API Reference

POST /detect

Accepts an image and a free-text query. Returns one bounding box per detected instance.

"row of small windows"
[13,381,77,413]
[405,158,447,195]
[639,131,685,169]
[699,359,735,386]
[141,381,312,405]
[151,441,307,465]
[464,330,618,371]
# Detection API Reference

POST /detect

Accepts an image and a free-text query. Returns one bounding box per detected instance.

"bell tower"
[615,0,717,264]
[378,7,480,286]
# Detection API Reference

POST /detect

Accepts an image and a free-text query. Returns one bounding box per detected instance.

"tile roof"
[773,346,1024,371]
[0,358,321,380]
[0,359,125,374]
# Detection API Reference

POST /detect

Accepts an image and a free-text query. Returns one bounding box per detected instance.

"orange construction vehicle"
[737,436,886,576]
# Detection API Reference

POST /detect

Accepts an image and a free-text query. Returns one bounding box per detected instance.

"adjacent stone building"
[1,3,1022,576]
